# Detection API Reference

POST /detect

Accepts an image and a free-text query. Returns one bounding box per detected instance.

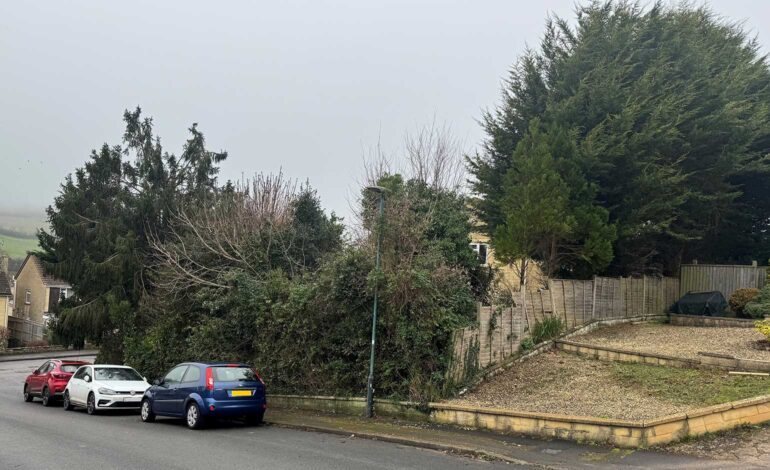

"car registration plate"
[230,389,252,397]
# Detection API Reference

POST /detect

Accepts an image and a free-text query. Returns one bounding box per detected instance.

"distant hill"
[0,208,45,236]
[0,208,44,267]
[0,233,38,262]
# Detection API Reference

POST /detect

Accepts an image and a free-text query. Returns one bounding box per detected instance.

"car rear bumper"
[49,380,70,395]
[202,397,266,417]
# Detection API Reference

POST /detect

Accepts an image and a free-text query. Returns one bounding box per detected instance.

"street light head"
[365,185,387,194]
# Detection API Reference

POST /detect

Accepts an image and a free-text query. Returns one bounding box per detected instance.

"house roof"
[0,271,11,297]
[16,254,72,289]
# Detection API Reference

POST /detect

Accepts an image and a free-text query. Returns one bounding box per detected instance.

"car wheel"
[42,387,52,407]
[244,412,264,426]
[186,402,204,430]
[23,384,33,402]
[63,391,74,411]
[86,393,98,415]
[140,399,155,423]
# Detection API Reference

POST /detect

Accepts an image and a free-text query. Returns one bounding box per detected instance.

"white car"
[63,364,151,415]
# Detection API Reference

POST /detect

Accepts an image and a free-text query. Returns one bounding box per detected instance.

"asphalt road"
[0,355,519,470]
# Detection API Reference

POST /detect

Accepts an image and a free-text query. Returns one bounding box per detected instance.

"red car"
[24,359,90,407]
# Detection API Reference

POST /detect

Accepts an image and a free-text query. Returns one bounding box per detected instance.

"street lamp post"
[365,185,385,419]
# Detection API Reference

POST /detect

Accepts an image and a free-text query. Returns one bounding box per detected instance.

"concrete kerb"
[266,419,540,467]
[270,393,770,448]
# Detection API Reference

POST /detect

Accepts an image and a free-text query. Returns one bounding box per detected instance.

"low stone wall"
[669,314,756,328]
[698,352,770,373]
[556,340,699,369]
[269,393,770,448]
[555,340,770,373]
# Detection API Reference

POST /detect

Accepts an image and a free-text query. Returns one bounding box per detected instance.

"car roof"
[92,364,134,368]
[179,362,251,367]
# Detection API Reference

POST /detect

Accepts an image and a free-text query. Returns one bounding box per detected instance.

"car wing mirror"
[153,378,162,386]
[32,370,39,376]
[84,375,91,383]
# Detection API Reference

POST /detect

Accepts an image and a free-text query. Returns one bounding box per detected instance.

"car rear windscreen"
[94,367,143,381]
[60,364,80,373]
[212,367,257,382]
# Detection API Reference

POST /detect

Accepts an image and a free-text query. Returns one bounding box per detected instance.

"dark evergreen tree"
[38,108,226,361]
[469,1,770,275]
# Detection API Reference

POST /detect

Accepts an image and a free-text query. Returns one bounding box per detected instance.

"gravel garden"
[449,350,770,421]
[571,322,770,361]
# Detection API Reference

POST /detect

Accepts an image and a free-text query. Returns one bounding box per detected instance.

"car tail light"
[52,373,69,380]
[251,368,265,386]
[205,367,214,391]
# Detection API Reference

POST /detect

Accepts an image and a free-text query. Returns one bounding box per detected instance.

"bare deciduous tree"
[148,172,300,296]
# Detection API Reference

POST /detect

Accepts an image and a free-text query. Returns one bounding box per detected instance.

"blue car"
[140,362,266,429]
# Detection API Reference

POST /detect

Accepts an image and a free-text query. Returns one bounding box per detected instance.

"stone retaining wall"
[669,314,756,328]
[269,393,770,448]
[555,340,770,373]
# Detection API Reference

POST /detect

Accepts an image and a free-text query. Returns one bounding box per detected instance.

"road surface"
[0,355,517,470]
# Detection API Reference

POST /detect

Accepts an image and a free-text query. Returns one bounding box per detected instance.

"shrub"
[0,326,8,350]
[745,286,770,319]
[519,337,535,352]
[729,288,760,317]
[531,316,565,345]
[755,319,770,342]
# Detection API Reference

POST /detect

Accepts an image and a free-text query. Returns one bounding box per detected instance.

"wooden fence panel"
[8,316,45,344]
[450,275,679,380]
[680,264,767,301]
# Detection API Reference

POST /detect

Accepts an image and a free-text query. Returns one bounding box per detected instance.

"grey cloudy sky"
[2,0,770,224]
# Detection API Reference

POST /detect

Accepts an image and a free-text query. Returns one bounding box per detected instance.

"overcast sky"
[2,0,770,225]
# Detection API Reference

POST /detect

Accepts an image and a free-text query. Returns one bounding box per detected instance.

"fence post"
[642,276,647,316]
[591,277,598,320]
[620,277,625,317]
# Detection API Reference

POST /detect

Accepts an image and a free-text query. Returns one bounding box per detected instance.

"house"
[470,232,546,292]
[0,270,11,330]
[13,254,72,324]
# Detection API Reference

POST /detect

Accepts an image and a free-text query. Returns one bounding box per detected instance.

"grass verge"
[611,362,770,406]
[0,233,38,259]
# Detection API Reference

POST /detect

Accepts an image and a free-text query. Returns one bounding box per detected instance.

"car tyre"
[186,402,204,430]
[244,412,264,426]
[42,387,52,407]
[140,399,155,423]
[23,384,33,403]
[63,391,74,411]
[86,392,98,415]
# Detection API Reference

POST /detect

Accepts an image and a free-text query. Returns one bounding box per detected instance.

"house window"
[470,243,489,265]
[25,289,31,305]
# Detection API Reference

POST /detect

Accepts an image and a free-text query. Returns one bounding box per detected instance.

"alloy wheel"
[87,394,96,415]
[140,400,155,422]
[63,391,73,411]
[186,403,200,429]
[23,385,32,403]
[42,387,50,407]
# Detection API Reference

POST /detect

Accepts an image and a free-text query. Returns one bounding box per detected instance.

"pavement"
[0,349,99,362]
[267,409,754,469]
[0,353,760,469]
